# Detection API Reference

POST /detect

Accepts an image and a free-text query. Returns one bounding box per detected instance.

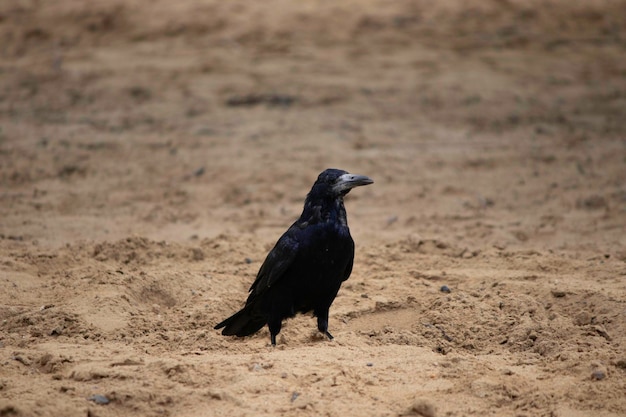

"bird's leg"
[316,310,334,341]
[268,319,282,346]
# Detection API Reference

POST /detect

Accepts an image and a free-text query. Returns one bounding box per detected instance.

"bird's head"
[312,168,374,198]
[300,169,373,225]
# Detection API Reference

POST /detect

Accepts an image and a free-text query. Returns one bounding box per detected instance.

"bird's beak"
[334,173,374,193]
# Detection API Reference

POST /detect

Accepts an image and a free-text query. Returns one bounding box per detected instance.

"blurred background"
[1,0,624,252]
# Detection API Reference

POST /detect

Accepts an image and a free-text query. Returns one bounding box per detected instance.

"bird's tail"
[214,304,267,337]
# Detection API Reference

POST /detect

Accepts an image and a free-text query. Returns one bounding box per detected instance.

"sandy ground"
[1,0,626,416]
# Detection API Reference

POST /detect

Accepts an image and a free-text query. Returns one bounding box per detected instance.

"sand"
[1,0,625,416]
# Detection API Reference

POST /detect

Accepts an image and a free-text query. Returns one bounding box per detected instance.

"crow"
[214,168,373,345]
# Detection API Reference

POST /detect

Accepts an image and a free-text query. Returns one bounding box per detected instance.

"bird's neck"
[300,196,348,227]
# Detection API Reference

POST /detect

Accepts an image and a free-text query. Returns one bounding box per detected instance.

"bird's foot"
[325,331,334,341]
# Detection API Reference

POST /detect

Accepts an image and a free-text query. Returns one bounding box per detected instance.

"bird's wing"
[342,252,354,282]
[249,228,300,293]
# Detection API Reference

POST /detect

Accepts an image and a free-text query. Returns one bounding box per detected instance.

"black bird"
[214,168,373,345]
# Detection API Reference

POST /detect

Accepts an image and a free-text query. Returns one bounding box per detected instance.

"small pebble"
[366,362,374,367]
[440,285,451,293]
[409,399,436,417]
[12,355,31,366]
[591,369,606,380]
[551,289,566,298]
[88,394,110,405]
[590,361,608,380]
[290,392,300,402]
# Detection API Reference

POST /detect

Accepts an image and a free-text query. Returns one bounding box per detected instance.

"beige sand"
[1,1,625,416]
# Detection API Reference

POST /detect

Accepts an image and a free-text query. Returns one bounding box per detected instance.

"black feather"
[214,168,373,345]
